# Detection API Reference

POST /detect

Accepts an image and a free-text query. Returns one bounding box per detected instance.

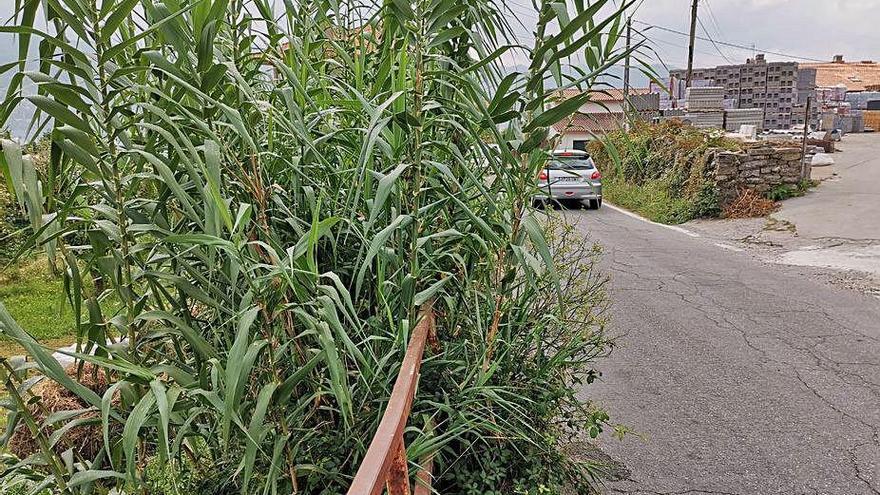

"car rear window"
[548,157,594,170]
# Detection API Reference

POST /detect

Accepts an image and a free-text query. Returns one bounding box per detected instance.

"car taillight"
[539,171,548,180]
[591,171,601,180]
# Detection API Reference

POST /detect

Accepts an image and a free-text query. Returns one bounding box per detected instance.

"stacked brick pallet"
[724,108,765,131]
[670,55,811,130]
[685,86,725,110]
[684,86,725,128]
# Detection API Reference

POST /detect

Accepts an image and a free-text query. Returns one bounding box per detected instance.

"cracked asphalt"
[570,206,880,495]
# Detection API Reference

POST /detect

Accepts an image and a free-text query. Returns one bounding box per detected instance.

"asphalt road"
[570,205,880,495]
[777,133,880,241]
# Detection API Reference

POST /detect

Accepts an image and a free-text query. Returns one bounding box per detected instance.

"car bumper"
[534,183,602,201]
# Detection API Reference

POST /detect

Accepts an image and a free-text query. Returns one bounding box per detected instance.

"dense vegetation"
[589,120,743,224]
[1,137,76,353]
[0,0,634,493]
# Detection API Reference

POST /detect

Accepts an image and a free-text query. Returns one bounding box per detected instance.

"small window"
[572,140,588,152]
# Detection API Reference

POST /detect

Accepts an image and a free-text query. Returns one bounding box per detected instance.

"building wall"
[557,131,596,150]
[579,101,624,114]
[578,93,660,114]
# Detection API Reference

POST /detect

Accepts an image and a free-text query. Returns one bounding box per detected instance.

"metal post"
[623,16,632,129]
[800,96,812,179]
[685,0,699,88]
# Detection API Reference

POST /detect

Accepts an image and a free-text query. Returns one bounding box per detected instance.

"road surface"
[777,133,880,241]
[571,205,880,495]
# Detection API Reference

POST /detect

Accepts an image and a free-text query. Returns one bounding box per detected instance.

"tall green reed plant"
[0,0,637,492]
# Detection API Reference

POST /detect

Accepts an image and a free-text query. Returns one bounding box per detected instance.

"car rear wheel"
[587,198,602,210]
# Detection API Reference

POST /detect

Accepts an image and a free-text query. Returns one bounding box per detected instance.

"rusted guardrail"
[347,304,435,495]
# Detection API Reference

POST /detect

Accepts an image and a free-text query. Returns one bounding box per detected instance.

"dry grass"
[722,188,778,219]
[7,363,115,460]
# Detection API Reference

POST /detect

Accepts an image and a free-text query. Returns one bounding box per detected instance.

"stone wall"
[712,144,808,206]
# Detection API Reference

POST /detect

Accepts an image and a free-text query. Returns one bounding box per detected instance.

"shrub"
[722,188,778,219]
[589,120,743,224]
[0,0,634,493]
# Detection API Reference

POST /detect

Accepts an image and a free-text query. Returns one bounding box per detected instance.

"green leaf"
[123,392,156,479]
[355,214,412,294]
[135,311,217,360]
[102,0,141,41]
[26,95,91,133]
[68,470,125,487]
[241,382,277,495]
[0,303,101,408]
[525,91,594,132]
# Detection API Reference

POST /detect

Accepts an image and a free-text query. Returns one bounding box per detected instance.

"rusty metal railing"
[347,304,436,495]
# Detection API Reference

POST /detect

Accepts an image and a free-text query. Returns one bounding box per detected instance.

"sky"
[503,0,880,71]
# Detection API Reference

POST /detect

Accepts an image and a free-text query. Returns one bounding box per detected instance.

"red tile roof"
[552,112,624,133]
[553,87,652,102]
[801,61,880,92]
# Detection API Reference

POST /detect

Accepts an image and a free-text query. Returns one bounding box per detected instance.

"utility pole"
[623,16,632,129]
[800,96,813,179]
[685,0,699,87]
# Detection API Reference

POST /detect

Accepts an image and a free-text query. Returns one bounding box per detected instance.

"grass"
[0,257,76,357]
[602,176,696,224]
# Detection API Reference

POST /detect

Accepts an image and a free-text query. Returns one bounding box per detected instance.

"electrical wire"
[633,20,827,62]
[697,15,734,63]
[701,0,727,41]
[647,34,731,64]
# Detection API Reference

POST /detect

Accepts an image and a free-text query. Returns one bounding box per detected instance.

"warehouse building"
[801,55,880,93]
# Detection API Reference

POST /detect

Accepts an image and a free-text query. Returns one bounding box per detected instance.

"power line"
[646,34,732,63]
[697,15,734,63]
[633,20,827,62]
[701,0,727,41]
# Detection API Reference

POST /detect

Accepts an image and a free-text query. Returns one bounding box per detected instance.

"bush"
[589,120,743,224]
[722,188,778,219]
[0,0,632,493]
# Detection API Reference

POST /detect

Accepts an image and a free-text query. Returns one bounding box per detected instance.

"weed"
[723,188,778,219]
[589,121,743,224]
[765,185,801,201]
[765,178,816,202]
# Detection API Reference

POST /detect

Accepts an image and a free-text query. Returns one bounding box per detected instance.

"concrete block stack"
[670,55,816,130]
[685,86,725,110]
[816,85,847,107]
[846,92,880,110]
[685,112,725,129]
[684,86,725,129]
[724,108,765,131]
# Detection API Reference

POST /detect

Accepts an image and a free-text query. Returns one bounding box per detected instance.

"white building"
[550,88,659,150]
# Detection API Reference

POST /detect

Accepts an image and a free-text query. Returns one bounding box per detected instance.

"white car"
[535,150,603,209]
